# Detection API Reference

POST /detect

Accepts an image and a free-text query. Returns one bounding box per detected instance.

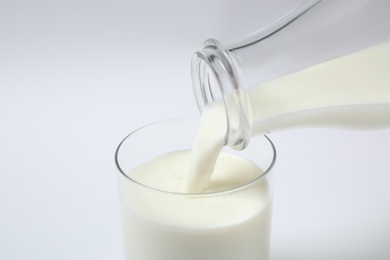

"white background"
[1,0,390,259]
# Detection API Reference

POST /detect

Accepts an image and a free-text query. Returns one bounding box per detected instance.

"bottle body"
[191,0,390,150]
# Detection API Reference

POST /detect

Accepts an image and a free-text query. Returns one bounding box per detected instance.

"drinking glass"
[115,117,276,260]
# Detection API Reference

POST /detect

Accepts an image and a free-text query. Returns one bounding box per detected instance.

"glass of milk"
[115,117,276,260]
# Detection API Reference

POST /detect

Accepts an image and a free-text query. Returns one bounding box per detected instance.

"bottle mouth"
[191,39,251,150]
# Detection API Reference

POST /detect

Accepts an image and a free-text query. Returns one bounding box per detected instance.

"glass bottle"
[191,0,390,150]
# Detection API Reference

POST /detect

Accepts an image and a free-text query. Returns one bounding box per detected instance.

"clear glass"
[115,117,276,260]
[192,0,390,149]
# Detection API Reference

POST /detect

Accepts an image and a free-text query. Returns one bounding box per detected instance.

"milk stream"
[186,41,390,192]
[186,102,227,193]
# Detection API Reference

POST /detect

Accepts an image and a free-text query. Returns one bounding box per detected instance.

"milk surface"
[122,150,272,260]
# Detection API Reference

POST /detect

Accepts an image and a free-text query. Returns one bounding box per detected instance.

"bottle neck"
[191,0,390,150]
[191,1,322,150]
[191,39,252,150]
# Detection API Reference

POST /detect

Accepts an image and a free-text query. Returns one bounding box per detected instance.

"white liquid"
[186,102,227,193]
[249,42,390,134]
[122,150,272,260]
[186,41,390,192]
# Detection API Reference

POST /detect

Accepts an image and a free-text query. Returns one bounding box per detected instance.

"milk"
[248,41,390,135]
[186,102,227,193]
[186,42,390,192]
[121,150,272,260]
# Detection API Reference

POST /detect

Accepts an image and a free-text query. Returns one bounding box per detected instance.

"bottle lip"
[191,39,231,113]
[191,39,251,150]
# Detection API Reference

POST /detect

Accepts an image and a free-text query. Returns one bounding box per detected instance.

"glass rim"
[115,116,277,198]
